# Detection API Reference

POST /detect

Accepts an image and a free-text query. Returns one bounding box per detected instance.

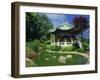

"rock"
[26,58,33,63]
[26,47,38,60]
[58,56,66,64]
[66,55,72,59]
[26,58,36,67]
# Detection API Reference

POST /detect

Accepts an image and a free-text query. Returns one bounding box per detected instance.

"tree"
[71,16,89,48]
[73,16,89,39]
[26,12,53,42]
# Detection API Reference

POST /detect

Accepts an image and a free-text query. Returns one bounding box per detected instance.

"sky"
[44,13,90,39]
[44,13,89,27]
[40,13,90,39]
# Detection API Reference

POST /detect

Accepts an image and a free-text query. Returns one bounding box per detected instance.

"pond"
[26,52,88,67]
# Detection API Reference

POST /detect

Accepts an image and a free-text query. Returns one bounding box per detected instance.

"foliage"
[46,45,86,53]
[26,47,34,54]
[60,46,74,51]
[26,39,40,53]
[46,45,61,51]
[74,48,85,53]
[26,12,53,42]
[73,16,89,33]
[72,43,85,53]
[72,16,89,40]
[82,39,89,51]
[39,42,47,54]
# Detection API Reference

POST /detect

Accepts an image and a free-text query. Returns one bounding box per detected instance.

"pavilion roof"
[49,23,74,32]
[59,23,74,30]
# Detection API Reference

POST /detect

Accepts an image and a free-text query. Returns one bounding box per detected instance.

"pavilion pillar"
[50,33,56,45]
[71,38,74,43]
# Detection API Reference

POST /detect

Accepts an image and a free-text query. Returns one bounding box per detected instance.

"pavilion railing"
[51,41,74,46]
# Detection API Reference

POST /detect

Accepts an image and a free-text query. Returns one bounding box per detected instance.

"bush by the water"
[60,46,73,51]
[46,45,61,51]
[46,45,85,53]
[82,39,89,51]
[47,45,73,52]
[74,48,85,53]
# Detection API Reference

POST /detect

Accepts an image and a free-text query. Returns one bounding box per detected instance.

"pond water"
[26,52,88,67]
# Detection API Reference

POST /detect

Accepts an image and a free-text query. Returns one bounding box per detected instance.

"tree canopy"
[26,12,53,42]
[72,16,89,39]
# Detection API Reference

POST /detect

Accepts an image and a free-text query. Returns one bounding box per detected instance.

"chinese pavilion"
[50,23,76,47]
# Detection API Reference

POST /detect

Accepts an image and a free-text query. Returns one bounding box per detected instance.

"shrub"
[79,48,85,53]
[39,42,47,54]
[44,40,51,44]
[82,40,89,51]
[61,46,73,51]
[46,45,61,51]
[46,45,51,50]
[74,48,85,53]
[55,45,61,51]
[26,39,40,53]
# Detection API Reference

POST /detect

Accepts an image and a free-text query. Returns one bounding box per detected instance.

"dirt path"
[46,50,89,59]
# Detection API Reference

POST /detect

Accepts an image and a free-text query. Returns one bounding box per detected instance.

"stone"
[26,58,36,67]
[66,55,72,59]
[26,47,37,60]
[58,56,66,64]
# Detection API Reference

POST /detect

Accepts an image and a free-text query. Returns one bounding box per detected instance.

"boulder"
[26,47,38,60]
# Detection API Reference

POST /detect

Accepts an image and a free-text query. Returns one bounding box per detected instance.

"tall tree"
[26,12,53,42]
[73,16,89,39]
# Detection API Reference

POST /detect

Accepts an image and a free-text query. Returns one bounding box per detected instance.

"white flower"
[66,55,72,59]
[58,56,66,64]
